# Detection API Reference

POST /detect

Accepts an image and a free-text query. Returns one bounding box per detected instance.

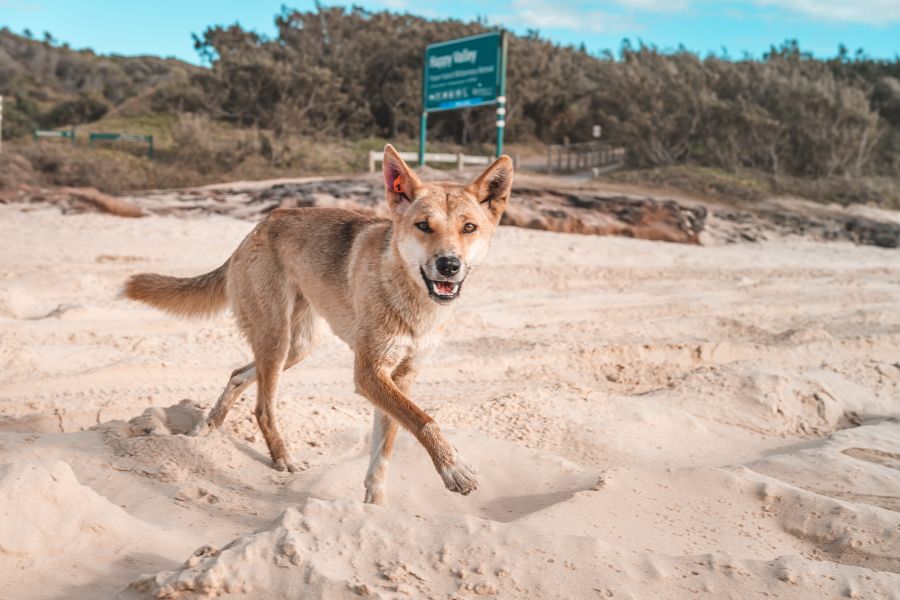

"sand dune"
[1,203,899,599]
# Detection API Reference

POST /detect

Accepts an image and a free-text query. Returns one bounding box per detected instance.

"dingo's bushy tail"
[124,261,229,318]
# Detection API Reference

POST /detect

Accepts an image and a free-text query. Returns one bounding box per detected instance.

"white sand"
[1,204,899,599]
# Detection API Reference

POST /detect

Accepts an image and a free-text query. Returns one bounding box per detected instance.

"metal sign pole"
[419,111,427,167]
[496,31,508,158]
[419,55,428,167]
[419,59,427,167]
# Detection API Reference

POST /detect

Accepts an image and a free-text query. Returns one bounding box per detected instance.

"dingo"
[124,145,513,504]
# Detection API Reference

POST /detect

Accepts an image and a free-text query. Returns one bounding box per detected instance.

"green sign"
[419,31,508,165]
[423,32,502,113]
[89,132,151,143]
[88,132,154,158]
[34,129,75,139]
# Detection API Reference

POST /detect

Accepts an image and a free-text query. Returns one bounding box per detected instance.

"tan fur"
[123,144,513,503]
[124,262,229,318]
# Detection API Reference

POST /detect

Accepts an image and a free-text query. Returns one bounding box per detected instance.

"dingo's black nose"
[436,256,461,277]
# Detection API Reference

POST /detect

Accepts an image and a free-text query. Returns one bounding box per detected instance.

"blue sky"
[1,0,898,63]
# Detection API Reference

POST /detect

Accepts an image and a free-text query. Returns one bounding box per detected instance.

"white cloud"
[609,0,692,11]
[495,0,636,34]
[752,0,900,25]
[615,0,900,25]
[0,0,42,10]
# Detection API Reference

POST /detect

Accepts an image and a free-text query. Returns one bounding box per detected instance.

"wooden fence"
[368,150,492,172]
[546,141,625,174]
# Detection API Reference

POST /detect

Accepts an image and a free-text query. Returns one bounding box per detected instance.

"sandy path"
[1,205,899,599]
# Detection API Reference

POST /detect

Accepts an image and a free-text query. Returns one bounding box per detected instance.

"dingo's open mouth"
[420,268,462,303]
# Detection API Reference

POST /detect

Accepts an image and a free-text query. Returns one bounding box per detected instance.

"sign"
[88,132,154,158]
[418,31,508,165]
[34,129,75,139]
[89,132,151,143]
[423,32,502,113]
[34,128,77,146]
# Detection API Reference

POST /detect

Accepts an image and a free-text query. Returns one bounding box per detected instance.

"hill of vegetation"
[1,7,899,205]
[0,28,199,136]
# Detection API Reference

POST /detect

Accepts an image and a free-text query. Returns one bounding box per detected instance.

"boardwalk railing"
[368,150,491,172]
[546,141,625,174]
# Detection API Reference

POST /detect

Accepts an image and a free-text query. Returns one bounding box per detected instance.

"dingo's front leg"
[354,357,478,496]
[364,409,397,505]
[419,422,479,495]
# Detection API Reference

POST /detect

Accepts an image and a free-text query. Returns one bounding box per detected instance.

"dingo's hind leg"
[193,362,257,436]
[254,339,292,471]
[252,294,319,472]
[193,294,320,468]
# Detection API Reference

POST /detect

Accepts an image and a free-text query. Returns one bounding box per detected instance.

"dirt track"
[5,172,900,248]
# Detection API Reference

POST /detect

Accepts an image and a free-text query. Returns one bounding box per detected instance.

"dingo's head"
[382,144,513,305]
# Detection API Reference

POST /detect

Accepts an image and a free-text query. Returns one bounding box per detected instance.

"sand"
[1,202,899,599]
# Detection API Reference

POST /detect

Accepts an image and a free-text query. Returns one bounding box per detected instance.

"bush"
[41,94,109,128]
[190,10,899,179]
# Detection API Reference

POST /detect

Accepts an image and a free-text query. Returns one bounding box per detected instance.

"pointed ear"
[382,144,422,217]
[466,155,513,224]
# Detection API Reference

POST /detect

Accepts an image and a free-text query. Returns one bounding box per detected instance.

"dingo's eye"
[463,223,477,234]
[416,221,433,233]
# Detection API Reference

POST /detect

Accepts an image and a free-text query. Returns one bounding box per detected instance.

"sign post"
[420,31,507,166]
[418,111,427,167]
[419,62,428,167]
[495,32,508,158]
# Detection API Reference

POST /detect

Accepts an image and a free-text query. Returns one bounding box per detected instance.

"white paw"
[364,484,387,505]
[273,457,299,473]
[439,456,479,495]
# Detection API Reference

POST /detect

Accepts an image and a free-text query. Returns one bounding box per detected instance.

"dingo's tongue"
[434,281,456,296]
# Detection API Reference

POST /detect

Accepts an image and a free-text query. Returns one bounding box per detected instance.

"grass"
[602,164,900,210]
[2,110,898,210]
[84,112,181,150]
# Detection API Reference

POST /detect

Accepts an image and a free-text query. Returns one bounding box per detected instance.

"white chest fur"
[382,307,451,369]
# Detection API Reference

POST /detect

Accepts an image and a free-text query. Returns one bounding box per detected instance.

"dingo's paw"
[364,484,387,505]
[190,419,216,437]
[439,456,479,495]
[273,457,300,473]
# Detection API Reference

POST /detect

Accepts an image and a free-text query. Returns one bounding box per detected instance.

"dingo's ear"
[382,144,422,217]
[467,155,513,224]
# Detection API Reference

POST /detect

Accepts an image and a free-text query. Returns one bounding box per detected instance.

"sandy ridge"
[0,205,899,598]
